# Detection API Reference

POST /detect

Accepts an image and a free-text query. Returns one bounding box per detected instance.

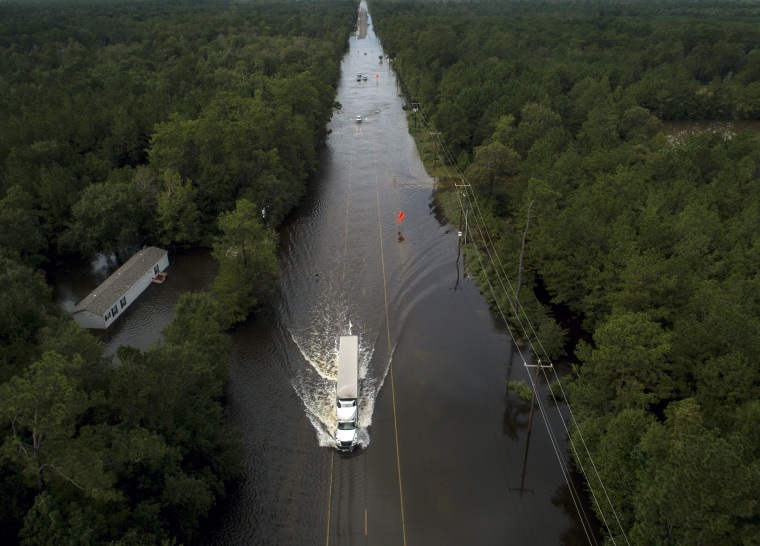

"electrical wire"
[411,107,631,545]
[453,187,599,546]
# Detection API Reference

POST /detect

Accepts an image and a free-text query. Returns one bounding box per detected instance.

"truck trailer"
[335,335,359,452]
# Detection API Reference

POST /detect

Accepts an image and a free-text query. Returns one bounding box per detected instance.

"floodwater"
[50,248,218,354]
[52,3,598,544]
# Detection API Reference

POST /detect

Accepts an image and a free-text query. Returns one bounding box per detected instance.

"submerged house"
[71,247,169,329]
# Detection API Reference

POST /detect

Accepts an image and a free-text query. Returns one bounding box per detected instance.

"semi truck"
[335,335,359,452]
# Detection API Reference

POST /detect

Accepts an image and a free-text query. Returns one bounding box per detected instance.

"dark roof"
[72,247,167,315]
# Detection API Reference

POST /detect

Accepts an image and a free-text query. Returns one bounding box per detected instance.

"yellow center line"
[325,450,334,546]
[373,121,407,546]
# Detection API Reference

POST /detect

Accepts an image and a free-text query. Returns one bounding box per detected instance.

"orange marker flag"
[397,211,405,223]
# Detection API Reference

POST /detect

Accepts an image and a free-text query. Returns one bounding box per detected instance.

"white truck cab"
[335,335,359,451]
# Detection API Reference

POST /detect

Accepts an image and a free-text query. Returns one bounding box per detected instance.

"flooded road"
[209,5,591,542]
[53,4,593,543]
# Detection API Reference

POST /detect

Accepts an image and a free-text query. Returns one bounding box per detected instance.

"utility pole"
[511,358,553,498]
[455,182,470,244]
[512,422,534,498]
[430,131,441,167]
[524,359,553,435]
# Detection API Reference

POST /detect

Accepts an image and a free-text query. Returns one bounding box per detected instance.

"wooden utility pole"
[512,422,534,498]
[524,359,552,435]
[511,359,553,497]
[430,131,441,167]
[455,182,470,244]
[507,359,548,498]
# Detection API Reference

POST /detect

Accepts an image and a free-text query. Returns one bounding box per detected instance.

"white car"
[356,115,362,123]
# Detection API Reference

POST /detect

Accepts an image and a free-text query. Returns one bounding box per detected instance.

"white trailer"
[71,247,169,329]
[335,335,359,451]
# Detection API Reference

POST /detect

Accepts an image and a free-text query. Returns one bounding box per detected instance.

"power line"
[412,107,630,545]
[456,157,632,546]
[461,190,599,545]
[457,186,604,546]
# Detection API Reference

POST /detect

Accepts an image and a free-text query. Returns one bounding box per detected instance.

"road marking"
[325,27,407,543]
[373,123,408,546]
[326,450,334,546]
[388,349,407,546]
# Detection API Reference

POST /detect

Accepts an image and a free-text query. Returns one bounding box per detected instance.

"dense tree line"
[375,0,760,162]
[0,280,240,545]
[0,0,357,543]
[371,0,760,543]
[1,0,355,266]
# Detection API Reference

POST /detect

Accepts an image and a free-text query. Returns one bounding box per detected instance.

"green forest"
[371,0,760,543]
[0,0,357,543]
[3,0,760,543]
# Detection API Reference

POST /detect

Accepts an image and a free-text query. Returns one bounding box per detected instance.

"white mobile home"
[71,247,169,329]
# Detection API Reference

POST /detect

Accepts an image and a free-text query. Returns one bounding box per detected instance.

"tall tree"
[0,254,52,380]
[0,186,46,267]
[572,312,673,417]
[155,169,201,247]
[632,399,760,544]
[60,171,142,261]
[211,199,279,328]
[465,141,521,203]
[0,352,112,496]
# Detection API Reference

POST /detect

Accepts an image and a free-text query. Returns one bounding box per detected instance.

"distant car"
[363,76,368,81]
[356,115,362,123]
[356,72,361,81]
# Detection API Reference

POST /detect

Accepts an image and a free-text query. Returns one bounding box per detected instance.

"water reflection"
[46,2,608,541]
[503,390,531,441]
[50,248,217,355]
[553,471,604,546]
